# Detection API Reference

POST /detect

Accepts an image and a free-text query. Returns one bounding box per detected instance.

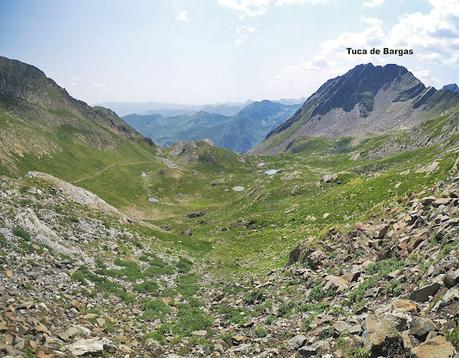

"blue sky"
[0,0,457,104]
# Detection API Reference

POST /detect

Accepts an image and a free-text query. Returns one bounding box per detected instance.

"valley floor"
[1,134,459,357]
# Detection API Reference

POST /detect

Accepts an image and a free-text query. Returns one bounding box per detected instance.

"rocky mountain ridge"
[0,56,146,143]
[253,63,459,155]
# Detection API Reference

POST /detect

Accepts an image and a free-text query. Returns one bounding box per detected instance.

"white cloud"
[218,0,330,17]
[275,0,459,90]
[235,24,259,45]
[176,10,190,22]
[68,76,80,87]
[91,83,105,89]
[411,69,440,87]
[362,0,384,7]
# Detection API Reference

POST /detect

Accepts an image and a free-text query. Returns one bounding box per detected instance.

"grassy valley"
[0,57,458,357]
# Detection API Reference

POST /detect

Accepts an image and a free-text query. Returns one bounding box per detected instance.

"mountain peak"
[254,63,459,155]
[310,63,418,118]
[442,83,459,94]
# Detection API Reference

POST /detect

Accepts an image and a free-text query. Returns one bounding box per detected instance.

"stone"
[298,345,317,357]
[375,224,390,239]
[410,282,442,303]
[183,228,193,237]
[322,173,338,183]
[324,275,349,292]
[312,340,330,354]
[65,338,116,356]
[433,198,452,207]
[333,321,352,335]
[392,299,418,313]
[409,317,437,340]
[186,211,206,218]
[231,335,247,345]
[191,330,208,337]
[411,335,455,358]
[0,344,23,357]
[58,325,92,342]
[287,334,306,350]
[232,186,245,192]
[365,315,405,357]
[341,268,361,283]
[420,196,437,206]
[349,324,362,335]
[432,287,459,311]
[443,269,459,288]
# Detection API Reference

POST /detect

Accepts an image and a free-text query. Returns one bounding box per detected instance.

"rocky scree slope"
[0,173,205,357]
[198,177,459,357]
[253,63,459,154]
[0,170,458,357]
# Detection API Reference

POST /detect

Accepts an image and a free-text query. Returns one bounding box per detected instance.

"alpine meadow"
[0,1,458,358]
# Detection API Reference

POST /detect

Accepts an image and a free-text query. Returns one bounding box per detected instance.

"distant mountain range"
[253,63,459,154]
[123,100,301,153]
[100,98,305,117]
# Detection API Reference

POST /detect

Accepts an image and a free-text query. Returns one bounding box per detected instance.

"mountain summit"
[442,83,459,94]
[253,63,459,154]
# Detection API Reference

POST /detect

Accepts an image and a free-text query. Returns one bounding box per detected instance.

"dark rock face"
[266,63,424,140]
[442,83,459,94]
[254,63,459,155]
[310,63,421,118]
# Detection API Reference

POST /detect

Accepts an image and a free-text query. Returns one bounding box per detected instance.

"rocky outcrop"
[252,63,459,155]
[284,178,459,357]
[27,172,118,215]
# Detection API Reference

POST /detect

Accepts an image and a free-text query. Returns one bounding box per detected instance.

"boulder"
[409,317,437,340]
[65,338,116,356]
[333,321,352,335]
[392,299,418,313]
[58,325,91,342]
[287,334,306,350]
[409,282,442,303]
[432,287,459,311]
[298,345,317,357]
[365,315,405,357]
[324,275,349,293]
[322,173,338,183]
[443,269,459,288]
[186,211,206,218]
[411,335,455,358]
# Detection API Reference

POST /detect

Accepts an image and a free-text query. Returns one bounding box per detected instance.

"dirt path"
[73,161,152,184]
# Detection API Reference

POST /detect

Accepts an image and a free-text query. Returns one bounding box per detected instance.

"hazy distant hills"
[123,100,301,152]
[101,98,305,117]
[99,101,248,117]
[253,63,459,154]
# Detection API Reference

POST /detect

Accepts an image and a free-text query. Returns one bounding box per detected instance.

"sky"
[0,0,458,105]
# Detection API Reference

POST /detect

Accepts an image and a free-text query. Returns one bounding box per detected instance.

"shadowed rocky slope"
[253,63,459,155]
